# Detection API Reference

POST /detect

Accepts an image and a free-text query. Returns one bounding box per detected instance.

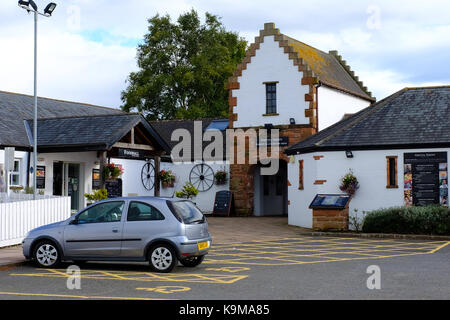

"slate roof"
[285,86,450,155]
[0,91,123,149]
[149,118,228,161]
[26,113,170,153]
[285,36,374,100]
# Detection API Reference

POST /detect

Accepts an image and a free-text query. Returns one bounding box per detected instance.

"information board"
[309,194,351,209]
[105,179,123,199]
[36,166,46,189]
[213,191,233,216]
[404,152,448,206]
[92,169,101,190]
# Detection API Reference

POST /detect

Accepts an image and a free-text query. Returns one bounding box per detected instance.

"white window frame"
[10,159,21,187]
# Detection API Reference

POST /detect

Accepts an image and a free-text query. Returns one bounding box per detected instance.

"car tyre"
[180,255,205,268]
[33,240,61,268]
[148,244,177,273]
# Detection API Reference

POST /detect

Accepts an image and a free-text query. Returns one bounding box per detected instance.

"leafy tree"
[121,10,247,120]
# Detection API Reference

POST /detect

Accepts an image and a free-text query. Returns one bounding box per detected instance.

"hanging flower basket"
[339,170,359,196]
[102,163,123,181]
[159,170,175,188]
[214,170,228,185]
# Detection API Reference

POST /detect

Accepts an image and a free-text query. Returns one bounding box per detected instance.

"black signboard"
[105,179,123,199]
[117,148,146,160]
[256,136,289,147]
[309,194,351,209]
[92,169,101,190]
[404,152,448,206]
[36,166,45,189]
[213,191,234,216]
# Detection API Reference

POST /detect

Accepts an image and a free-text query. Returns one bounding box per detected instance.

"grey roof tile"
[0,91,123,148]
[285,86,450,154]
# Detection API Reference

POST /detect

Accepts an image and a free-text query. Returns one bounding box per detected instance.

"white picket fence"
[0,195,71,247]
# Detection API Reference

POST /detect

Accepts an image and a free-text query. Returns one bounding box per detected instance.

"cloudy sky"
[1,0,449,109]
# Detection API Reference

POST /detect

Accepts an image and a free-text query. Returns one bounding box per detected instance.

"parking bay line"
[10,269,248,285]
[0,291,175,300]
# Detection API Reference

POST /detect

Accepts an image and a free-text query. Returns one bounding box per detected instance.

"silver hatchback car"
[22,197,212,272]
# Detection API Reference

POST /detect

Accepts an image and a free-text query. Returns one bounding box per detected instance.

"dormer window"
[265,82,277,114]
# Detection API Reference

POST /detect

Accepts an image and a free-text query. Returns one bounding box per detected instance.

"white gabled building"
[285,86,450,229]
[227,23,375,216]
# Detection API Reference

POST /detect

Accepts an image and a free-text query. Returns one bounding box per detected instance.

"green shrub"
[84,189,108,204]
[362,205,450,235]
[175,182,199,199]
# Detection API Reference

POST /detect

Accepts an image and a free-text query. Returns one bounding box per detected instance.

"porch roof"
[26,113,170,154]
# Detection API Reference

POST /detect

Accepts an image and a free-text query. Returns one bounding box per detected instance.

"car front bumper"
[22,238,33,259]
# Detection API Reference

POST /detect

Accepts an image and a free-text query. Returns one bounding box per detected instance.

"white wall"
[0,149,29,190]
[37,151,98,210]
[288,148,450,228]
[233,35,310,128]
[117,158,230,214]
[318,86,371,131]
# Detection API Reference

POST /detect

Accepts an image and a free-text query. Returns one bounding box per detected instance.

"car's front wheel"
[33,241,61,268]
[180,255,205,268]
[148,244,177,273]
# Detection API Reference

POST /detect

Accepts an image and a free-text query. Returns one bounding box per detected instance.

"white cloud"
[0,0,449,108]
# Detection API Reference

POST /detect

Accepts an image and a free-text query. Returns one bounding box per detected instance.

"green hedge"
[362,206,450,235]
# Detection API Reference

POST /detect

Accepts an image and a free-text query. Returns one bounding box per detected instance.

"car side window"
[127,201,165,222]
[77,201,124,224]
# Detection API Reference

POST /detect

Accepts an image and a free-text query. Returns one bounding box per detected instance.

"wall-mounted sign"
[36,166,46,189]
[105,179,123,199]
[309,194,351,209]
[256,136,289,147]
[404,152,448,206]
[92,169,101,190]
[117,148,145,160]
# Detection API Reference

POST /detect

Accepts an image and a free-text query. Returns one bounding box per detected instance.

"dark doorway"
[253,160,288,216]
[53,162,63,196]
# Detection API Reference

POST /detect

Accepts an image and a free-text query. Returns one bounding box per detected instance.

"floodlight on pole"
[18,1,57,199]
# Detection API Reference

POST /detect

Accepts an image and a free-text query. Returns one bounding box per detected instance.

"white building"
[285,86,450,229]
[227,23,375,216]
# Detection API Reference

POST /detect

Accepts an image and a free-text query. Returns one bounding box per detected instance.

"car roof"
[100,196,186,203]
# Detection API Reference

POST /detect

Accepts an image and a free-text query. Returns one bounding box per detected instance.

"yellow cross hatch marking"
[11,269,248,284]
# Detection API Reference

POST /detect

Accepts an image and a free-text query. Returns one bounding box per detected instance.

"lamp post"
[18,1,57,200]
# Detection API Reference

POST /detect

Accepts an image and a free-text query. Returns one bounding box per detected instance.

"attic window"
[266,83,277,114]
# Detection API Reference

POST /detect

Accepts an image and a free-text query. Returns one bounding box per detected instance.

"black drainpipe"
[315,82,323,132]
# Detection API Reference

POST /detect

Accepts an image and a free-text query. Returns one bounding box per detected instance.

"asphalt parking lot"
[0,235,449,300]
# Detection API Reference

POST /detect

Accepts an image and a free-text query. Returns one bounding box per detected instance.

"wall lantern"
[345,150,354,158]
[290,118,296,125]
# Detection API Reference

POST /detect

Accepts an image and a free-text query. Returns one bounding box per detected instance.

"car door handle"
[112,228,119,233]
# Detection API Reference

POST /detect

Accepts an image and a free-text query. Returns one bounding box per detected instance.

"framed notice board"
[36,166,46,189]
[105,179,123,199]
[309,194,351,209]
[213,191,234,216]
[92,169,101,190]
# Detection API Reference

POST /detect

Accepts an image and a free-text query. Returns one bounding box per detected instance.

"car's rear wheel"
[148,244,177,273]
[180,255,205,267]
[33,241,61,268]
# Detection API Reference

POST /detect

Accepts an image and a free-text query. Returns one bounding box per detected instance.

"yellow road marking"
[429,241,450,253]
[0,291,174,300]
[11,269,248,284]
[136,286,191,294]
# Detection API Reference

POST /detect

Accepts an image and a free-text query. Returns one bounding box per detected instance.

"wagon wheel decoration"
[141,162,155,191]
[189,163,214,192]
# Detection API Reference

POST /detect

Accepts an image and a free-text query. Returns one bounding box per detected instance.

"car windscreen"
[167,200,205,224]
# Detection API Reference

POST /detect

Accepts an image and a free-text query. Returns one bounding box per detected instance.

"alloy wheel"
[36,244,58,267]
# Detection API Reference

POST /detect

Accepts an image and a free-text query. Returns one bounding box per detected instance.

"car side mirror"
[70,219,78,225]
